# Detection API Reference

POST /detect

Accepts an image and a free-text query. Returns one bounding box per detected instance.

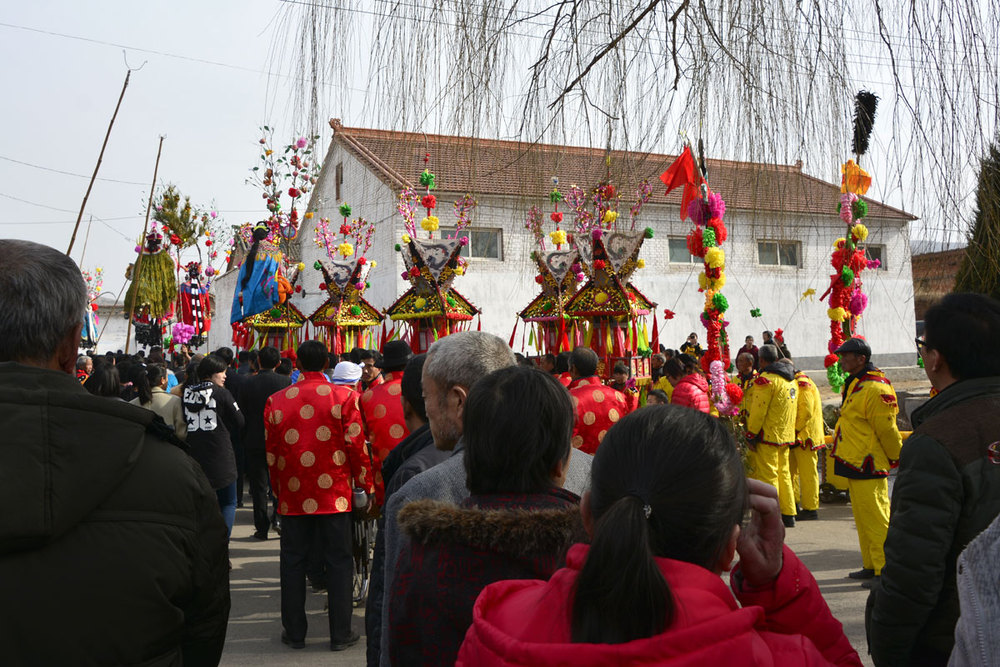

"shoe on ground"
[848,567,875,580]
[251,531,268,541]
[781,514,796,528]
[861,575,881,590]
[330,631,360,651]
[797,509,819,521]
[281,631,305,650]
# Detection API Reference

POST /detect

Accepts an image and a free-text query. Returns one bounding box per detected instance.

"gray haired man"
[0,240,230,665]
[378,331,592,665]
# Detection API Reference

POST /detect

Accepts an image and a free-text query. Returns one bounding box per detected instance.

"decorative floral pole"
[822,91,880,391]
[549,178,567,249]
[419,155,438,239]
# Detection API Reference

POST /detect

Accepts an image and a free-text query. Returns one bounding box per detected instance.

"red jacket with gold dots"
[361,371,410,473]
[264,372,375,516]
[568,376,630,455]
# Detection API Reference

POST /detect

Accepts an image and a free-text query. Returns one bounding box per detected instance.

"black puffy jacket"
[0,363,230,666]
[868,377,1000,666]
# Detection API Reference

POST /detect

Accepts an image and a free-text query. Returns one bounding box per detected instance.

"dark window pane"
[778,243,798,266]
[669,238,691,263]
[758,242,778,265]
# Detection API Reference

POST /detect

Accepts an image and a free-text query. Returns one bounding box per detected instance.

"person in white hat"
[331,361,363,387]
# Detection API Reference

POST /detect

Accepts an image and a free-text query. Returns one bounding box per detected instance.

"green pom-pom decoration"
[827,361,849,392]
[836,202,843,213]
[703,227,717,247]
[394,244,401,251]
[549,189,564,204]
[447,296,457,307]
[419,169,436,190]
[313,260,322,270]
[365,282,370,289]
[541,302,554,312]
[852,199,868,220]
[338,202,352,218]
[917,355,925,368]
[644,227,654,239]
[350,305,362,316]
[712,293,729,313]
[268,308,281,318]
[841,266,855,286]
[750,308,762,318]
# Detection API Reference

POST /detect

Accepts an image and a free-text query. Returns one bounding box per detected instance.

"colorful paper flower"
[420,216,439,232]
[549,229,567,246]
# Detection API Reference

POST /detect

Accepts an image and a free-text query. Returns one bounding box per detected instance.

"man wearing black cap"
[830,337,902,589]
[361,340,413,500]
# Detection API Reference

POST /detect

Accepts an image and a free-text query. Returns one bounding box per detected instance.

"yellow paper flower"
[265,149,273,156]
[637,259,646,268]
[337,242,353,257]
[834,237,846,248]
[370,261,377,268]
[304,212,314,219]
[704,247,725,269]
[454,266,465,275]
[414,297,427,310]
[851,223,869,242]
[296,262,305,271]
[421,216,440,232]
[828,307,848,322]
[602,210,618,225]
[841,160,872,195]
[700,272,727,291]
[549,229,567,246]
[595,292,609,304]
[401,234,411,244]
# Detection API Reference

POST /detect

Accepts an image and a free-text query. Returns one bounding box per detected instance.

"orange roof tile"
[330,119,915,221]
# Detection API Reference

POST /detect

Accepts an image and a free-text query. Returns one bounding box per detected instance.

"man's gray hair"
[651,353,666,364]
[76,355,90,370]
[0,240,87,363]
[424,331,516,390]
[759,344,780,364]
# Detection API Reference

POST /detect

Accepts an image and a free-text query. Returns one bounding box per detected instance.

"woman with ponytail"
[130,364,186,439]
[457,405,862,666]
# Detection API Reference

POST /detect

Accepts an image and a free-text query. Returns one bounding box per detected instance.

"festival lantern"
[821,91,880,391]
[385,157,480,353]
[559,179,656,380]
[517,179,583,355]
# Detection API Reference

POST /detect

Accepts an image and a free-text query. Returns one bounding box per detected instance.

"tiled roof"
[330,119,915,222]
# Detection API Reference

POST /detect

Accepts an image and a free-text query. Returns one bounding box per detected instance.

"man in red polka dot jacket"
[264,340,376,651]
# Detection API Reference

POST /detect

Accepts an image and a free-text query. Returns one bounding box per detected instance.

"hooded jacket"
[389,488,582,666]
[867,377,1000,665]
[745,360,797,446]
[457,543,861,667]
[670,373,711,413]
[0,363,230,666]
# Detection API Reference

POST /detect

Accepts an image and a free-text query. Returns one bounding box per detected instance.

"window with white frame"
[865,244,887,270]
[668,237,697,263]
[757,240,800,267]
[438,227,503,260]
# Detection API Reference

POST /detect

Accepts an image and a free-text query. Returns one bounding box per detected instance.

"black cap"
[834,337,872,358]
[378,340,412,371]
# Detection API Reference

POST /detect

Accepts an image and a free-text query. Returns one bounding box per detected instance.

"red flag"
[508,319,518,348]
[659,145,705,221]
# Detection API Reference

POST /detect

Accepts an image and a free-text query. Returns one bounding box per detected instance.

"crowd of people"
[2,237,1000,666]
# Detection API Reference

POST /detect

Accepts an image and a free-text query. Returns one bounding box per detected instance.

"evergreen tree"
[955,142,1000,299]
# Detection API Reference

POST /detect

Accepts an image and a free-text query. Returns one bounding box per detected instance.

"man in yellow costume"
[744,344,798,527]
[831,337,902,588]
[791,365,825,521]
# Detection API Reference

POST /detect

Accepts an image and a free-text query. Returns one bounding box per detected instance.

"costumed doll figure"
[231,222,286,323]
[180,261,212,342]
[125,230,177,349]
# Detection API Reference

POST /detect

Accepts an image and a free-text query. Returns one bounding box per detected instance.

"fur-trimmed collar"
[398,495,583,559]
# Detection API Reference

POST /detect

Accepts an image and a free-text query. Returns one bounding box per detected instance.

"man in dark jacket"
[867,293,1000,666]
[238,345,291,539]
[0,239,230,665]
[365,354,448,666]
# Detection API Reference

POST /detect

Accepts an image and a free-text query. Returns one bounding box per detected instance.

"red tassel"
[380,321,387,351]
[651,313,660,353]
[477,313,482,331]
[508,320,518,348]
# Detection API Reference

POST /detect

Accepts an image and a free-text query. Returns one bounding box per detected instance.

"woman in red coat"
[665,354,711,413]
[457,405,862,667]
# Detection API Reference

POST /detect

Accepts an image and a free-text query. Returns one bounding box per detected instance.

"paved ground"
[221,499,878,666]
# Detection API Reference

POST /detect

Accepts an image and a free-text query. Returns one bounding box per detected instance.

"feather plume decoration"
[852,90,879,156]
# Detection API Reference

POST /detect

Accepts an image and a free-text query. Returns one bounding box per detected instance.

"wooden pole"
[125,136,164,354]
[78,215,93,266]
[66,69,132,256]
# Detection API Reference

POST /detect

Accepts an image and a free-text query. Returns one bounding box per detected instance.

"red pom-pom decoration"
[708,219,728,243]
[663,309,676,320]
[725,383,744,405]
[339,224,351,235]
[421,194,437,210]
[824,353,840,368]
[288,187,300,198]
[534,274,545,284]
[550,211,563,223]
[357,256,366,265]
[90,303,99,312]
[294,285,302,293]
[593,259,607,270]
[686,227,704,257]
[409,266,421,277]
[318,282,327,290]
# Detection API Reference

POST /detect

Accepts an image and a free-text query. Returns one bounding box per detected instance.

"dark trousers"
[232,434,245,506]
[280,513,354,643]
[244,447,273,535]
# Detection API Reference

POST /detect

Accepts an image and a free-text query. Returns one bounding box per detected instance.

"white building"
[210,120,917,370]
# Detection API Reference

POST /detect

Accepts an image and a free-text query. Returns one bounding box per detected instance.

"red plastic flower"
[409,266,421,277]
[824,353,840,368]
[169,233,182,246]
[725,383,744,405]
[288,187,300,198]
[663,309,675,320]
[593,259,607,270]
[534,274,545,284]
[550,211,563,224]
[318,282,327,290]
[340,224,351,235]
[357,256,367,265]
[421,194,437,210]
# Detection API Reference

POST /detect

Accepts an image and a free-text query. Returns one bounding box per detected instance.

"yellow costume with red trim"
[790,371,825,512]
[744,365,797,516]
[568,376,630,455]
[833,366,902,575]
